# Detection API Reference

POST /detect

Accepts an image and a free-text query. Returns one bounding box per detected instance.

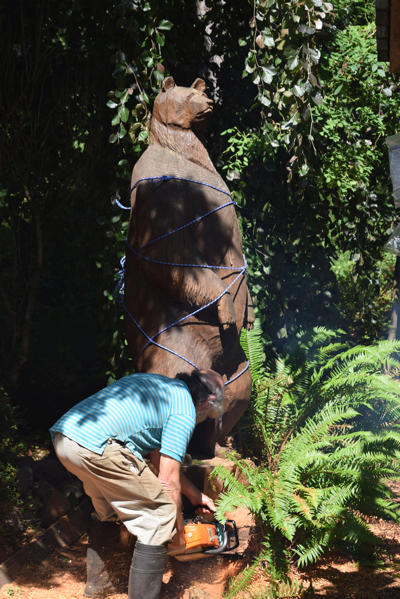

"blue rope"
[116,175,249,385]
[131,174,234,199]
[126,240,243,270]
[122,302,200,370]
[115,174,234,211]
[133,261,247,365]
[140,200,236,250]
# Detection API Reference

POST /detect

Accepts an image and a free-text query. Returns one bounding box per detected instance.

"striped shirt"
[49,373,196,463]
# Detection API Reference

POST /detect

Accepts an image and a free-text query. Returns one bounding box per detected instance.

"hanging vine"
[107,0,172,157]
[242,0,334,177]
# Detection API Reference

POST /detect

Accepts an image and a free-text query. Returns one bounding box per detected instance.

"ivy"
[242,0,334,178]
[107,0,172,156]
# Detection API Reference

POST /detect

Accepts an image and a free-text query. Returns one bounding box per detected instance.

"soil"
[1,507,399,599]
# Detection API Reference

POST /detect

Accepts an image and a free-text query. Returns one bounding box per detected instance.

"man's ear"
[162,76,175,92]
[191,78,206,93]
[205,394,216,409]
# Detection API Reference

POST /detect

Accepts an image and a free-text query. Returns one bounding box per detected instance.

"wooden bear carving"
[124,76,254,457]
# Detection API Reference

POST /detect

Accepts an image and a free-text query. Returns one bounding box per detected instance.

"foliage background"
[0,0,399,432]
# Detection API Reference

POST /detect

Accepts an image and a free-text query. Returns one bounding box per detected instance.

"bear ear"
[162,76,175,92]
[191,78,207,92]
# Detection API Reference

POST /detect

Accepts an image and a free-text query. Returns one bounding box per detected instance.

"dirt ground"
[1,508,399,599]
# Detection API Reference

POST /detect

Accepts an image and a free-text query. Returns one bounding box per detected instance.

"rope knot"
[159,175,172,182]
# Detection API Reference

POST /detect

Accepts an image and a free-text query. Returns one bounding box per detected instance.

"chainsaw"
[169,514,239,562]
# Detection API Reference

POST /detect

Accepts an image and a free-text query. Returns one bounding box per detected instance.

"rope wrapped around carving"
[115,175,249,386]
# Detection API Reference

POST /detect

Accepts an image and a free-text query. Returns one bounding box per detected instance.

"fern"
[244,579,304,599]
[223,551,265,599]
[214,323,400,589]
[240,319,266,380]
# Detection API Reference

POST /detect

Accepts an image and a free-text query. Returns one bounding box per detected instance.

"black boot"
[128,541,167,599]
[84,518,119,598]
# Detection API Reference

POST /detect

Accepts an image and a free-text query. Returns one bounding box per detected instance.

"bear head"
[152,76,213,131]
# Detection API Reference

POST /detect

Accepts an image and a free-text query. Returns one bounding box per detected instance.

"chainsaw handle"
[203,527,229,554]
[203,519,239,554]
[193,504,215,515]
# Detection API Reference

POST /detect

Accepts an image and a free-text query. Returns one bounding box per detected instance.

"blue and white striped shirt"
[49,373,196,463]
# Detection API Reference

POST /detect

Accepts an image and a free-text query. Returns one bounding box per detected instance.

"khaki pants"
[53,432,176,545]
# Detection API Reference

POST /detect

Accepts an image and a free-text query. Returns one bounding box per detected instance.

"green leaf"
[259,93,271,107]
[154,70,164,83]
[312,92,323,105]
[261,66,276,83]
[156,31,165,46]
[299,162,310,176]
[288,55,299,70]
[120,89,130,104]
[107,100,118,109]
[120,106,129,123]
[139,91,149,103]
[118,124,127,139]
[157,19,173,31]
[293,84,305,97]
[138,130,148,142]
[264,35,275,47]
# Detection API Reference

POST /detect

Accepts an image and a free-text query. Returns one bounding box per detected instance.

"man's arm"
[180,472,216,513]
[149,449,216,513]
[150,449,216,511]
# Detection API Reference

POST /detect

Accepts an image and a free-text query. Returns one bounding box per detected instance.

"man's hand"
[195,493,216,514]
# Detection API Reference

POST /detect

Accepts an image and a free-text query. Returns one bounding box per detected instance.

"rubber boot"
[84,518,119,597]
[128,541,167,599]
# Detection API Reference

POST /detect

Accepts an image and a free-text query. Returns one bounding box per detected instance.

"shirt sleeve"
[160,414,195,462]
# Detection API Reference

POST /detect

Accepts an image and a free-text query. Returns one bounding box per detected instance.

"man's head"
[176,369,225,426]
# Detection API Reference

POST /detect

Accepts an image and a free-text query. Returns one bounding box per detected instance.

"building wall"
[391,0,400,72]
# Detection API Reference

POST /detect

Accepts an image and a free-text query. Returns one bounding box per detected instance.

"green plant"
[213,323,400,590]
[241,0,335,179]
[330,251,396,341]
[0,389,25,505]
[223,566,304,599]
[220,11,400,348]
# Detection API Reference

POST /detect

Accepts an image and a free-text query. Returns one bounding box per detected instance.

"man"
[49,368,224,599]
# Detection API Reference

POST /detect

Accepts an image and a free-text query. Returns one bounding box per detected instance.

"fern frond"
[219,326,400,588]
[222,551,265,599]
[246,579,304,599]
[240,319,266,380]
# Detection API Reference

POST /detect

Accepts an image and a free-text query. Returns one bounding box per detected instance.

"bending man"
[49,369,224,599]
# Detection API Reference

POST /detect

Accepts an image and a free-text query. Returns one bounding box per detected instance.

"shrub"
[213,324,400,595]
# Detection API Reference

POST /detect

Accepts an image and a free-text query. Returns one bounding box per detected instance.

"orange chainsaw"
[170,514,239,562]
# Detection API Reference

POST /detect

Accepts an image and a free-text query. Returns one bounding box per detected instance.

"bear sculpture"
[124,76,254,457]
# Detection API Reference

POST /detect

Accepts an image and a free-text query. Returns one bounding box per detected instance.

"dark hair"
[176,369,224,413]
[175,371,207,406]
